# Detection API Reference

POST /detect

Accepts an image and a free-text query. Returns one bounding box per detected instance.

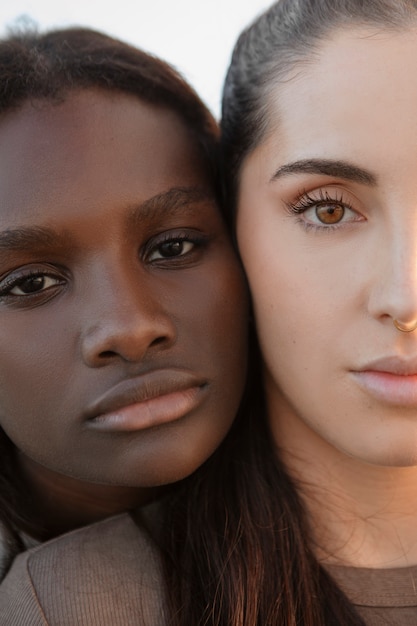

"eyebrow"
[270,159,377,186]
[0,226,72,252]
[127,187,214,227]
[0,186,215,263]
[0,226,77,267]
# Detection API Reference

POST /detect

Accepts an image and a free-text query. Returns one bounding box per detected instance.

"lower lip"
[354,371,417,406]
[89,386,205,432]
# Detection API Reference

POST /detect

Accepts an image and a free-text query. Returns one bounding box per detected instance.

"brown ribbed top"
[328,563,417,625]
[0,513,167,625]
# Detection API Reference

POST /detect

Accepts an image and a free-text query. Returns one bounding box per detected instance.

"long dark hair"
[0,25,220,578]
[161,1,417,624]
[162,336,364,625]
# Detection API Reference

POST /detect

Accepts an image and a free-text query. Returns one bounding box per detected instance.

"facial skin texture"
[0,90,247,523]
[237,28,417,566]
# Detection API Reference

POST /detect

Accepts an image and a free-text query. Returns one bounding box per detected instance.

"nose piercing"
[393,319,417,333]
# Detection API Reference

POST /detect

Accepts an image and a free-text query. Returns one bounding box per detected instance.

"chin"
[147,450,212,486]
[355,447,417,469]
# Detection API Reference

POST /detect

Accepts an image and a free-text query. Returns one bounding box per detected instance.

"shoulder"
[0,513,167,626]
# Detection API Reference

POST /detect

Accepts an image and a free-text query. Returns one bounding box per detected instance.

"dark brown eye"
[7,274,62,296]
[158,241,187,257]
[148,238,195,261]
[13,276,46,294]
[316,203,345,224]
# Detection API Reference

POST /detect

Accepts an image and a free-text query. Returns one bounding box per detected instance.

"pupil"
[21,276,45,293]
[316,204,344,224]
[160,241,183,257]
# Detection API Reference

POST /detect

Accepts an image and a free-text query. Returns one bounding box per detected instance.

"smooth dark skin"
[0,89,248,538]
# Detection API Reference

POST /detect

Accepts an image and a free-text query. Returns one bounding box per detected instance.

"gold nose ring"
[393,319,417,333]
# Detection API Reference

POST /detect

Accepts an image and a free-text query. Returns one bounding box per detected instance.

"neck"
[298,451,417,568]
[17,454,159,540]
[268,395,417,569]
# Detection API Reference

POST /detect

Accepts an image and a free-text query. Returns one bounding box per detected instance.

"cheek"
[0,326,70,442]
[175,254,248,350]
[238,218,304,338]
[238,215,340,386]
[191,259,248,391]
[205,267,247,330]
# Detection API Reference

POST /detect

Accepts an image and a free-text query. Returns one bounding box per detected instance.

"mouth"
[85,370,208,433]
[353,356,417,406]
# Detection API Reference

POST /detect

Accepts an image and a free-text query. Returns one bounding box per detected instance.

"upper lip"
[84,370,207,421]
[357,356,417,376]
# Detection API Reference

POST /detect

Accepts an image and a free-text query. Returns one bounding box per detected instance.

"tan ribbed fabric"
[328,563,417,625]
[0,513,167,625]
[5,513,417,625]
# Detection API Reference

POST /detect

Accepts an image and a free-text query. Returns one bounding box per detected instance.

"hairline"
[226,18,417,208]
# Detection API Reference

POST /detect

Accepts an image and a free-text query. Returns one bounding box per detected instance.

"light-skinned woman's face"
[237,27,417,468]
[0,89,247,488]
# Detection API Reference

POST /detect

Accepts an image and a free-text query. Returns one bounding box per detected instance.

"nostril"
[82,318,176,366]
[150,336,168,348]
[99,350,118,359]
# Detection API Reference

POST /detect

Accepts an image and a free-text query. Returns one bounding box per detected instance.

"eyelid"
[0,265,67,300]
[142,229,210,264]
[147,237,194,262]
[284,186,365,231]
[287,186,355,212]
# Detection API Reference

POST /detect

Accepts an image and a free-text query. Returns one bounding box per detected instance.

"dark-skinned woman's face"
[0,89,247,487]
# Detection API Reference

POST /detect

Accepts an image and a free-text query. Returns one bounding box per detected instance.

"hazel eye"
[315,203,345,224]
[286,188,365,233]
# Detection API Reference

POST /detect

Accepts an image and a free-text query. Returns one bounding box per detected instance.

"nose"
[80,264,176,367]
[367,220,417,328]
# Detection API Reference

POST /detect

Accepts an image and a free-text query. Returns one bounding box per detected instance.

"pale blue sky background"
[0,0,271,118]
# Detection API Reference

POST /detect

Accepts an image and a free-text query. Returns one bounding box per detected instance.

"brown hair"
[162,338,364,625]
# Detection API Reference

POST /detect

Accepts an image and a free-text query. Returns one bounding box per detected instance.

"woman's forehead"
[244,26,417,184]
[0,90,209,229]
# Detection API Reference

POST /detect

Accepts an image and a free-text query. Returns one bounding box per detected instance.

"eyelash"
[0,269,64,300]
[285,189,357,232]
[0,232,210,302]
[144,231,209,263]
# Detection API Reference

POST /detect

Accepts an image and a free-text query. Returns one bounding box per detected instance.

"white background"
[0,0,271,118]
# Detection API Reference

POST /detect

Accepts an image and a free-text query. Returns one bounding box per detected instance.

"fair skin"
[237,26,417,568]
[0,88,247,537]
